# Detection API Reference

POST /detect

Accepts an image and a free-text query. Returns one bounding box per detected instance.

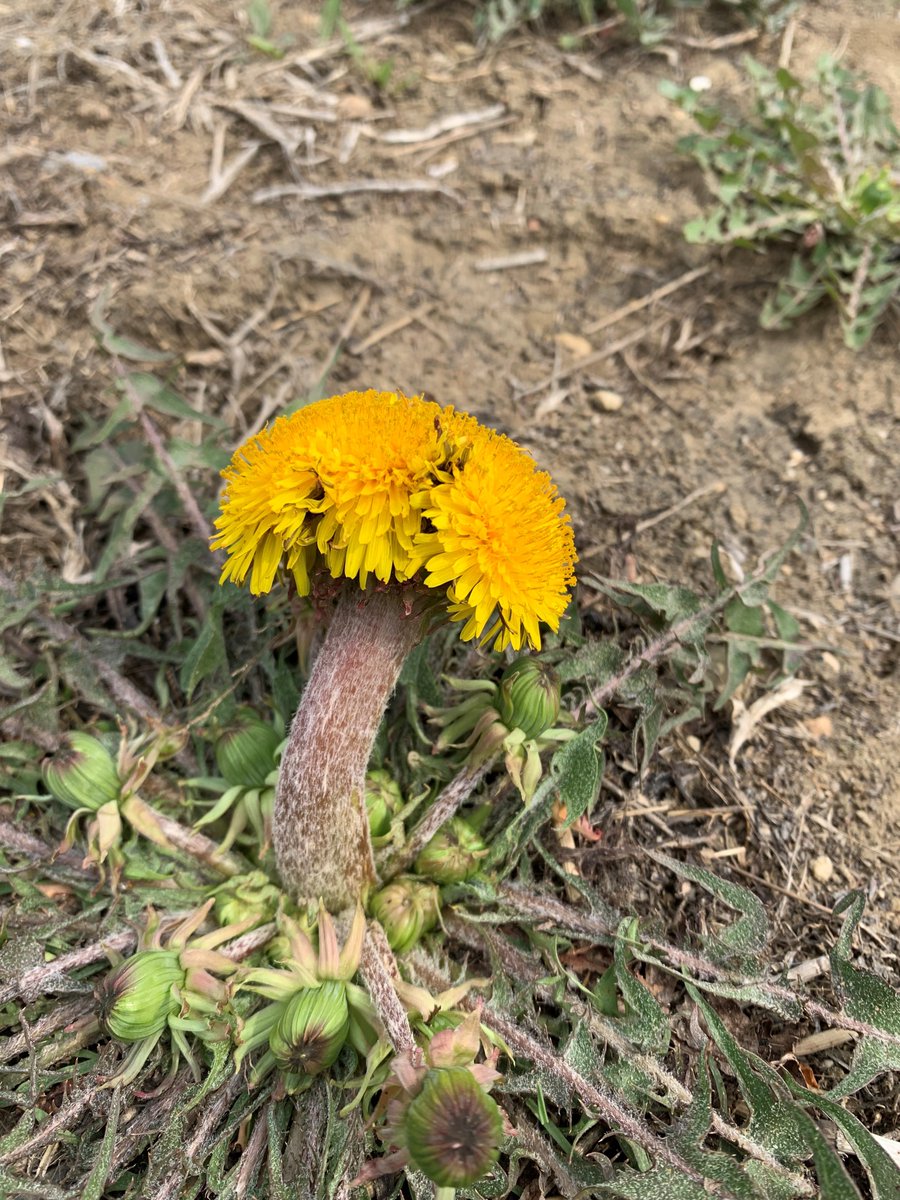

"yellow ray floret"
[415,417,577,652]
[211,390,577,650]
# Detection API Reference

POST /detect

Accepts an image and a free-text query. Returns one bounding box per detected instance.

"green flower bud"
[214,871,281,929]
[215,709,281,789]
[97,949,184,1042]
[370,878,440,955]
[43,733,121,813]
[404,1066,503,1188]
[269,979,349,1075]
[414,818,487,885]
[365,769,401,837]
[497,658,560,740]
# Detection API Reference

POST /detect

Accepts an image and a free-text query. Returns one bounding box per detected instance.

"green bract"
[213,870,282,928]
[215,708,282,788]
[365,768,402,838]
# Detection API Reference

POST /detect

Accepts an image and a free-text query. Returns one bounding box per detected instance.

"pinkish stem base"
[274,586,423,911]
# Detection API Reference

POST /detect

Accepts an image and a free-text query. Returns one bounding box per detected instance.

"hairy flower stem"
[275,586,423,910]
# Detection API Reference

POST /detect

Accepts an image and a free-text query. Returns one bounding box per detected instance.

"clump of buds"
[191,709,283,855]
[370,877,440,954]
[425,656,573,800]
[96,900,252,1086]
[365,768,403,840]
[414,817,487,885]
[235,905,381,1090]
[354,1008,507,1191]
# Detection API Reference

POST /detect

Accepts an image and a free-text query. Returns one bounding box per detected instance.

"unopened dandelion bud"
[215,709,281,789]
[404,1066,504,1188]
[414,818,487,885]
[214,871,281,929]
[96,949,184,1042]
[269,980,349,1074]
[365,768,402,837]
[497,658,560,740]
[370,878,440,954]
[43,732,121,813]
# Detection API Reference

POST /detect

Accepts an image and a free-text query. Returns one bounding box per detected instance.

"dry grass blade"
[379,104,506,144]
[252,180,464,205]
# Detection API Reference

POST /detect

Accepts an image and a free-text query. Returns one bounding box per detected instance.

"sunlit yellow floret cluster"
[212,390,576,651]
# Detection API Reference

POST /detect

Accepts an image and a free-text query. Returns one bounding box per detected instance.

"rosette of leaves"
[426,656,574,799]
[95,899,252,1086]
[189,708,283,855]
[235,904,382,1090]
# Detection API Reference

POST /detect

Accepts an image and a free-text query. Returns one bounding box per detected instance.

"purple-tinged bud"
[96,949,183,1042]
[43,733,121,812]
[269,979,350,1075]
[404,1066,503,1187]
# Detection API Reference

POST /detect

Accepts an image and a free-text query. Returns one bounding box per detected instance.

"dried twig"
[253,179,463,205]
[201,124,261,206]
[632,480,726,536]
[516,319,667,400]
[214,99,303,157]
[474,249,548,272]
[349,302,433,355]
[379,104,506,144]
[583,265,710,336]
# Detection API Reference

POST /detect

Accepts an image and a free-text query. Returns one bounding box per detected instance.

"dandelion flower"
[416,418,576,651]
[211,389,577,908]
[212,389,451,594]
[213,391,576,650]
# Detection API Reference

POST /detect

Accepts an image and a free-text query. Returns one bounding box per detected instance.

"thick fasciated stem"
[274,586,423,910]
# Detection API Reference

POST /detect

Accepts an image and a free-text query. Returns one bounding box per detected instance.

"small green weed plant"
[663,57,900,348]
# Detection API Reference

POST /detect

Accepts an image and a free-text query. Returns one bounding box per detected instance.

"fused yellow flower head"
[212,390,576,651]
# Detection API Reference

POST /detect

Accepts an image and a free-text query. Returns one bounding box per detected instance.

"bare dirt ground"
[2,0,898,1129]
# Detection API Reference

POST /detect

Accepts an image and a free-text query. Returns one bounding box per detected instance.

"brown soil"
[2,0,898,1100]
